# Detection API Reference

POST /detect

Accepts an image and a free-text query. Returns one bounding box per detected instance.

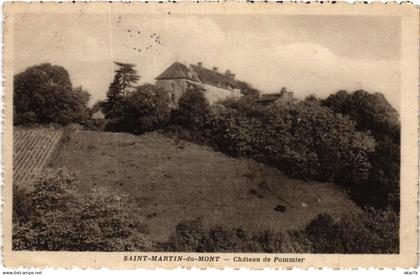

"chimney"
[197,62,202,68]
[225,69,236,80]
[280,87,287,96]
[213,66,218,72]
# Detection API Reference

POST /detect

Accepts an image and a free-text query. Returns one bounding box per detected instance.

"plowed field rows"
[13,127,63,185]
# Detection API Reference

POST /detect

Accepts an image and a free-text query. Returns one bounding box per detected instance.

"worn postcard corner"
[2,2,419,270]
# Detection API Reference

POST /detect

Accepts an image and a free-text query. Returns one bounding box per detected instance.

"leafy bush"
[304,213,343,253]
[106,85,170,134]
[13,168,151,251]
[284,100,376,184]
[164,209,398,253]
[351,136,400,209]
[103,62,141,119]
[305,209,399,253]
[164,218,310,253]
[323,90,400,141]
[166,217,207,252]
[14,63,91,125]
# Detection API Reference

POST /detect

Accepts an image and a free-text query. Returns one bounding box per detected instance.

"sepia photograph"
[2,2,418,269]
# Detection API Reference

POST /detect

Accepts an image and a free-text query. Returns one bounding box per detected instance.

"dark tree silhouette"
[322,90,401,209]
[175,86,211,130]
[106,84,170,134]
[322,90,400,141]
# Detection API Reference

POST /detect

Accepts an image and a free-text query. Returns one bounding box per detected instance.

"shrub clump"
[305,210,399,254]
[171,87,211,130]
[164,217,311,253]
[322,90,400,209]
[13,168,152,251]
[164,209,399,253]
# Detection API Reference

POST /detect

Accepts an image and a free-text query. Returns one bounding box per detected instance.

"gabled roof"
[190,64,240,90]
[156,62,242,90]
[155,62,199,81]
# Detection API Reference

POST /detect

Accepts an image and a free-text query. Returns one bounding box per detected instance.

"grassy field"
[49,129,361,242]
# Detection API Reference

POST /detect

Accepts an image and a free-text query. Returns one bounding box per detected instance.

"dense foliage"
[13,168,151,251]
[322,90,400,141]
[172,87,211,130]
[305,210,399,253]
[14,63,91,125]
[209,99,375,186]
[163,209,398,253]
[105,84,171,134]
[163,217,310,253]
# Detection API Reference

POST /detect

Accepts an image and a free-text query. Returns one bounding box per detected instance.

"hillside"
[49,129,361,242]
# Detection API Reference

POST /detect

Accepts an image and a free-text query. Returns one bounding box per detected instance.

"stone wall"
[156,79,188,107]
[156,79,242,106]
[202,84,241,104]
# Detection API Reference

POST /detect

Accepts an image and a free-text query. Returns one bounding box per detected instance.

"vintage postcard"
[2,2,419,269]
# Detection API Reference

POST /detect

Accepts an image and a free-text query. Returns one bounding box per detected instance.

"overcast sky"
[13,12,401,109]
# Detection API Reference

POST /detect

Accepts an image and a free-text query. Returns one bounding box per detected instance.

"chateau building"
[155,62,242,106]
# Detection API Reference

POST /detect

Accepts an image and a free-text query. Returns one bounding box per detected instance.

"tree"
[218,94,263,115]
[13,63,91,125]
[71,86,91,124]
[322,90,401,209]
[284,100,376,184]
[103,62,141,119]
[13,168,152,251]
[304,94,319,103]
[175,86,211,130]
[322,90,400,141]
[305,210,399,253]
